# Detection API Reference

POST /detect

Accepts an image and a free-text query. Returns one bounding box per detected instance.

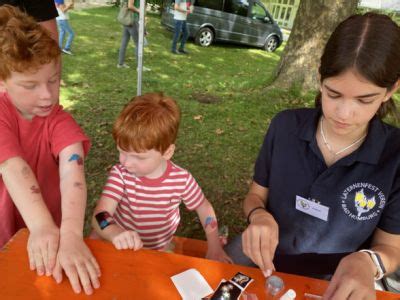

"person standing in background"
[171,0,193,55]
[117,0,151,71]
[0,0,58,40]
[55,0,75,55]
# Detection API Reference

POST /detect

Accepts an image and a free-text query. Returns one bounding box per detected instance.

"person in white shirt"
[171,0,193,54]
[55,0,75,55]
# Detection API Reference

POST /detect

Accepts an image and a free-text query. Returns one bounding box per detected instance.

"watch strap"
[246,207,266,224]
[359,249,386,280]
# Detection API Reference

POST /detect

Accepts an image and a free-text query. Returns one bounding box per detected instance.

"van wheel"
[264,35,278,52]
[195,28,214,47]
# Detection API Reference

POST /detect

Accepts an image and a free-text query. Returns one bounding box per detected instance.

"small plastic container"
[265,275,284,296]
[279,289,296,300]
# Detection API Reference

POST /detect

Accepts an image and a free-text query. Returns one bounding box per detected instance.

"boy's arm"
[0,156,59,276]
[53,142,100,295]
[195,199,232,263]
[92,195,143,250]
[92,195,124,241]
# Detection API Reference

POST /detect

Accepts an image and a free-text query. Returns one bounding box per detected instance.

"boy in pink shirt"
[92,93,232,263]
[0,5,100,295]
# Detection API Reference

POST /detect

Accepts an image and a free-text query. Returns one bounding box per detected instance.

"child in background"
[0,5,99,295]
[55,0,75,55]
[92,92,232,263]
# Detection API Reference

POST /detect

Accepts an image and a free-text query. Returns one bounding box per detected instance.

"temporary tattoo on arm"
[30,185,41,194]
[73,182,84,190]
[21,166,30,179]
[95,211,116,230]
[68,154,83,165]
[204,216,218,232]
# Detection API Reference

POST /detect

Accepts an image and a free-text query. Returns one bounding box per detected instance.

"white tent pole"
[137,0,145,96]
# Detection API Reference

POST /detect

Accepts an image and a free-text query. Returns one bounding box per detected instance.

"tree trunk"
[271,0,358,91]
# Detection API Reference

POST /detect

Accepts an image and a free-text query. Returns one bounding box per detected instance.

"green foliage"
[61,7,398,239]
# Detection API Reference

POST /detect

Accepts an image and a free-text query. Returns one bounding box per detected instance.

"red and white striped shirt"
[102,160,205,249]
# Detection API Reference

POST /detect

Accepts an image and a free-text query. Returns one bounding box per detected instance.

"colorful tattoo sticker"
[205,216,217,230]
[95,211,115,230]
[68,154,83,165]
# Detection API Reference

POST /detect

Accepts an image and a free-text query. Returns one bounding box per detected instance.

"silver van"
[161,0,283,52]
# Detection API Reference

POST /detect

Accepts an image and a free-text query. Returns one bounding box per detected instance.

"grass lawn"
[60,6,399,239]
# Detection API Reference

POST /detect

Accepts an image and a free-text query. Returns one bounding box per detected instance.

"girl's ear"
[385,79,400,102]
[162,144,175,160]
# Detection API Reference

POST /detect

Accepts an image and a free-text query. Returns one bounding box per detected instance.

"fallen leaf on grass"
[193,115,203,121]
[215,128,224,135]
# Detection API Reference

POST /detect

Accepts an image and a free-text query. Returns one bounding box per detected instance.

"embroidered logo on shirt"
[341,183,385,221]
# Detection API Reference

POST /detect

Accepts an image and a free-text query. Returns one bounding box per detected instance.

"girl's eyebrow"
[324,84,381,98]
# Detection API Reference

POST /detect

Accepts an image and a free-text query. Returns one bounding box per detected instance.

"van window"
[251,2,269,22]
[224,0,249,17]
[194,0,223,10]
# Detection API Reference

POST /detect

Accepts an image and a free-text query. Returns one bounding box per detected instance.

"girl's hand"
[323,252,376,300]
[112,230,143,250]
[27,224,59,276]
[52,232,101,295]
[242,211,278,276]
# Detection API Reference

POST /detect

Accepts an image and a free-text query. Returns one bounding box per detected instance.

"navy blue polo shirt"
[254,108,400,274]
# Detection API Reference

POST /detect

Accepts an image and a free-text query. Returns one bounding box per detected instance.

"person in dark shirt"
[0,0,58,39]
[226,12,400,299]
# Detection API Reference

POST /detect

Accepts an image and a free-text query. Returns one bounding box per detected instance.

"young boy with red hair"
[92,93,232,263]
[0,5,100,295]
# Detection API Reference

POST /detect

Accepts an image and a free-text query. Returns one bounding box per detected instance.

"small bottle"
[218,225,229,246]
[279,289,296,300]
[265,275,284,296]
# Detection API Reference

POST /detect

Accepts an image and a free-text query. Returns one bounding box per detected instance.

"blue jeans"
[171,20,188,51]
[118,22,139,65]
[224,234,257,267]
[57,19,74,50]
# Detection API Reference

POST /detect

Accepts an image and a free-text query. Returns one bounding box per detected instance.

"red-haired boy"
[92,93,232,263]
[0,5,100,295]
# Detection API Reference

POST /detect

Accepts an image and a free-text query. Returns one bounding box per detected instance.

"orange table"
[0,229,398,300]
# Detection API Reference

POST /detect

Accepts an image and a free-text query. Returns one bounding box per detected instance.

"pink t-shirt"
[101,160,205,249]
[0,92,90,247]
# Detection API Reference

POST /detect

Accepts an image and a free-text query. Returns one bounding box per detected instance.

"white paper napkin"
[171,268,214,300]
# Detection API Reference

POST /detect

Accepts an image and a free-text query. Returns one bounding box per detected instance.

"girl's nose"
[336,100,354,120]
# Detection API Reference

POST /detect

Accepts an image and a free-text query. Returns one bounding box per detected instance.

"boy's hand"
[112,230,143,250]
[28,224,60,276]
[52,232,101,295]
[206,244,233,264]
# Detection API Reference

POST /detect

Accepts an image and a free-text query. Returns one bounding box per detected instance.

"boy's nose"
[38,84,53,100]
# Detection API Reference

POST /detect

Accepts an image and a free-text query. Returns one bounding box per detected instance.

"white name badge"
[295,195,329,221]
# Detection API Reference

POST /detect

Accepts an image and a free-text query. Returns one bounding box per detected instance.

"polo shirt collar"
[295,109,387,166]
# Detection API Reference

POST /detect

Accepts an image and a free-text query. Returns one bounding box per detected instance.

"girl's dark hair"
[315,13,400,119]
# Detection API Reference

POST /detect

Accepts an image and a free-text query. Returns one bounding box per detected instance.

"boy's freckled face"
[118,148,167,179]
[0,61,60,120]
